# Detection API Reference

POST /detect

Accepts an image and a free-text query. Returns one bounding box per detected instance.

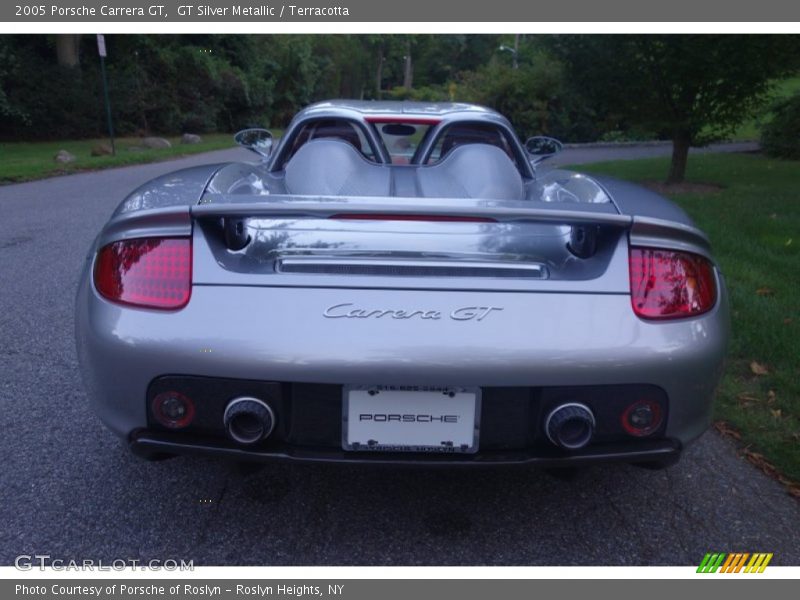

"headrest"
[284,139,391,197]
[417,143,525,200]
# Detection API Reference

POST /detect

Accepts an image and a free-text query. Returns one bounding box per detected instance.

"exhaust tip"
[223,397,275,445]
[545,403,595,450]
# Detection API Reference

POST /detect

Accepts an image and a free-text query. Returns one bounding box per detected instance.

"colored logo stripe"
[697,553,773,573]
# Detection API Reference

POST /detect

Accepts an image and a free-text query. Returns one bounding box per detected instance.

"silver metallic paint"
[76,100,731,462]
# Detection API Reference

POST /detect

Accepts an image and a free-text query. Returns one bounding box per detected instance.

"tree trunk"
[375,49,384,99]
[666,133,691,184]
[55,34,81,69]
[403,39,413,89]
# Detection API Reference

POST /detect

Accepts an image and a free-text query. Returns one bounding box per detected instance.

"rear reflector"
[629,247,716,319]
[329,213,496,223]
[94,237,191,310]
[621,399,663,437]
[152,391,195,429]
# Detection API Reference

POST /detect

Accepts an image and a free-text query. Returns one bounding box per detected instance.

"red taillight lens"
[94,237,191,310]
[629,247,716,319]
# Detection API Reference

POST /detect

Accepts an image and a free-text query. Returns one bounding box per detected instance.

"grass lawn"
[0,132,279,184]
[573,153,800,484]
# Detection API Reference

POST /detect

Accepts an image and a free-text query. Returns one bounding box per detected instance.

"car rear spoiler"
[193,194,634,256]
[193,194,712,258]
[98,196,713,262]
[193,194,630,224]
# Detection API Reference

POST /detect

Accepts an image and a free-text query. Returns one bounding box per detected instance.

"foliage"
[760,93,800,159]
[2,33,799,153]
[457,50,600,142]
[551,35,800,181]
[383,85,452,102]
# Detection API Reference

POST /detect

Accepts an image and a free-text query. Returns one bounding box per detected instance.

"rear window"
[428,122,516,164]
[281,118,377,167]
[368,121,436,165]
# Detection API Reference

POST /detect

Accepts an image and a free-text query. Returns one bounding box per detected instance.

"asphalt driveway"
[1,142,797,566]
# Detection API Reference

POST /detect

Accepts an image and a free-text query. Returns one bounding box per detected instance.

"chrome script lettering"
[323,303,502,321]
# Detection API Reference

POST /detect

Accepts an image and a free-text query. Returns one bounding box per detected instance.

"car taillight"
[629,247,716,319]
[94,237,191,310]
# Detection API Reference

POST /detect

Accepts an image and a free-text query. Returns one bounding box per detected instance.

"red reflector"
[364,117,442,125]
[621,400,663,437]
[329,213,496,223]
[94,237,192,310]
[152,391,195,429]
[629,247,716,319]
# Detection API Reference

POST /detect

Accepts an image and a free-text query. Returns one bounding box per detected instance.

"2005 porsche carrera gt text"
[75,100,729,468]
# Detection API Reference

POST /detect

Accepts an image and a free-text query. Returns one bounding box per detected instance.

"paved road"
[1,143,797,566]
[550,141,760,167]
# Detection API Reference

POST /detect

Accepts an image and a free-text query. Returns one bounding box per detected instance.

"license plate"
[343,386,480,453]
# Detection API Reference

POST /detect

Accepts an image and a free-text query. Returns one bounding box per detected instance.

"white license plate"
[343,386,480,453]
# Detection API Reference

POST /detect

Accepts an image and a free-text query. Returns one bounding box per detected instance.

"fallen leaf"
[741,448,780,478]
[756,287,774,297]
[767,390,776,405]
[770,409,782,419]
[715,422,800,501]
[737,393,758,408]
[750,361,769,376]
[713,420,742,440]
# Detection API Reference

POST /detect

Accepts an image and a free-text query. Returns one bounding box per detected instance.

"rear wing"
[193,194,628,224]
[194,194,711,259]
[98,194,713,262]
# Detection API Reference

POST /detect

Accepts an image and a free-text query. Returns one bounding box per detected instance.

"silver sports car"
[75,100,729,468]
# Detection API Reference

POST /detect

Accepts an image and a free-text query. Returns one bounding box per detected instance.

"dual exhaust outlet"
[223,397,275,445]
[544,403,596,450]
[222,397,596,451]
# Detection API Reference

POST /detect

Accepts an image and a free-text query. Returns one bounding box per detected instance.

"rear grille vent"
[277,257,548,279]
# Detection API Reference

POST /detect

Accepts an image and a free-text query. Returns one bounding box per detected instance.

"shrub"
[761,93,800,159]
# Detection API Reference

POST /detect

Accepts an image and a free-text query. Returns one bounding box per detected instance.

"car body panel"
[76,271,728,446]
[76,100,730,466]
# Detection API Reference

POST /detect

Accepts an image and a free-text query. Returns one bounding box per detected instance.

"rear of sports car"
[76,177,729,468]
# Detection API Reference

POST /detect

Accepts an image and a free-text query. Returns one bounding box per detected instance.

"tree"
[402,36,414,90]
[551,35,800,183]
[55,34,81,68]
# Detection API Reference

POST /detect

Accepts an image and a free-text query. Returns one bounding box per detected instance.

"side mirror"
[234,128,274,160]
[525,136,563,164]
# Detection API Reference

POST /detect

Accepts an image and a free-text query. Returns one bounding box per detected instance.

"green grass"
[573,153,800,482]
[0,132,279,184]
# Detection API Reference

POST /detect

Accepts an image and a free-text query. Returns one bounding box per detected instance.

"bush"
[384,85,452,102]
[761,94,800,159]
[455,53,609,143]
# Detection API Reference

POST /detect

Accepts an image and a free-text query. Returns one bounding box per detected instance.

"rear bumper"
[76,276,729,448]
[130,429,682,467]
